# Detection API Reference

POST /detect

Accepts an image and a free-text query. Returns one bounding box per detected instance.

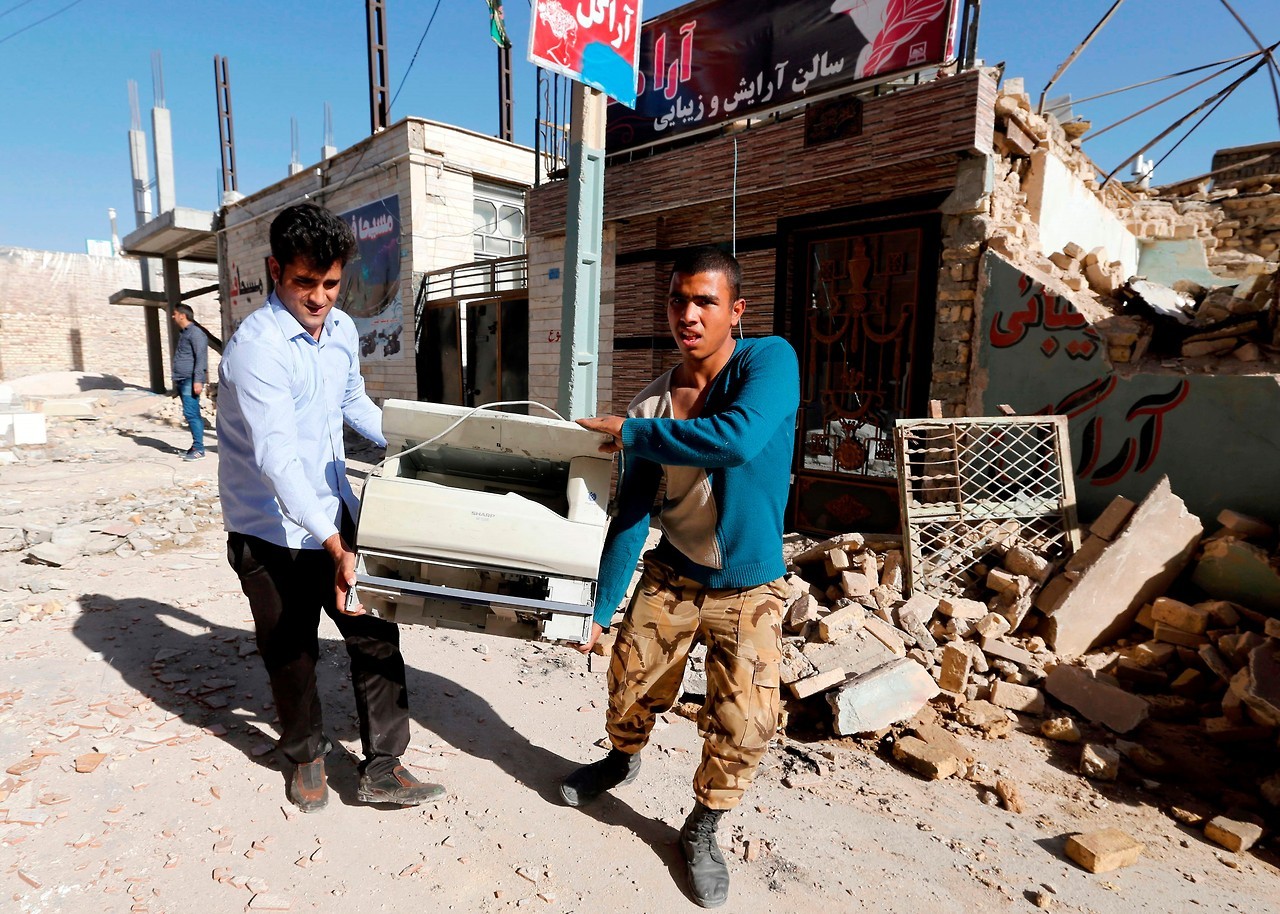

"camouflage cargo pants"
[606,555,786,810]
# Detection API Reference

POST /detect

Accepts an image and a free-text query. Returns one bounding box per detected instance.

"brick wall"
[0,246,220,386]
[528,69,996,413]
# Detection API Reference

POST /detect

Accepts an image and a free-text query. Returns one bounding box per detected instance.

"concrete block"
[1204,816,1264,853]
[817,603,866,643]
[789,667,848,699]
[863,617,907,656]
[1045,665,1150,733]
[1192,537,1280,614]
[826,659,940,736]
[938,642,972,692]
[3,412,46,446]
[975,613,1011,639]
[986,567,1030,596]
[989,680,1045,714]
[938,596,987,620]
[1064,535,1109,574]
[897,593,940,626]
[1150,597,1211,634]
[1079,743,1120,780]
[802,629,896,677]
[823,547,851,576]
[1152,622,1207,648]
[1045,477,1202,657]
[981,636,1035,667]
[790,533,864,566]
[1088,496,1136,541]
[1040,717,1081,742]
[784,593,820,632]
[1034,575,1075,614]
[1216,509,1274,539]
[1130,641,1175,668]
[1004,546,1052,583]
[880,550,906,591]
[955,699,1012,737]
[1197,600,1241,628]
[892,735,962,780]
[840,570,875,600]
[780,642,818,685]
[1229,642,1280,727]
[1065,829,1144,873]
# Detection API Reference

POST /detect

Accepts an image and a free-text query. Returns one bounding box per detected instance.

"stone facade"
[0,246,220,387]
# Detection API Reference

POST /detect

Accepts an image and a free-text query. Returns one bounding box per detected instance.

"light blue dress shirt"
[217,293,386,550]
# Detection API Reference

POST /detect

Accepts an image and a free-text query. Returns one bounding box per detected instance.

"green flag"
[487,0,511,48]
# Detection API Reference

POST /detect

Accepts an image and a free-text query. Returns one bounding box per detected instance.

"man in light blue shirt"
[218,203,444,813]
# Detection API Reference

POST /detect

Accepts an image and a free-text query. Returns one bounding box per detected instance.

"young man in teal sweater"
[566,247,799,908]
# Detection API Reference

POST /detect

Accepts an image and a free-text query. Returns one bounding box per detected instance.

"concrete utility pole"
[366,0,390,133]
[127,79,165,394]
[556,84,607,420]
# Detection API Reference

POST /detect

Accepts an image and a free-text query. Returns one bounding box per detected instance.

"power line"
[389,0,444,113]
[0,0,42,21]
[0,0,89,46]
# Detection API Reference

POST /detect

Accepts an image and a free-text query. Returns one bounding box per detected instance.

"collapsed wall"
[943,79,1280,522]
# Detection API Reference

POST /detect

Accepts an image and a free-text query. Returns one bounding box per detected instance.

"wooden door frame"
[775,197,944,535]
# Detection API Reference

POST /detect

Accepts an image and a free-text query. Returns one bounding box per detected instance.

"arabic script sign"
[529,0,643,107]
[607,0,958,152]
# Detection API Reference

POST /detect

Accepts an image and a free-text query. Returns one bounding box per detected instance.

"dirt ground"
[1,384,1277,913]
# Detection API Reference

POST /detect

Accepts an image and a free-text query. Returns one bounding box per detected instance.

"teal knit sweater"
[593,336,800,627]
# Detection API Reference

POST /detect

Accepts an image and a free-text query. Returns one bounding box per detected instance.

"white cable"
[371,399,568,475]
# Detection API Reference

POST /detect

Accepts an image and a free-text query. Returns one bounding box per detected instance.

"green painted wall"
[974,252,1280,523]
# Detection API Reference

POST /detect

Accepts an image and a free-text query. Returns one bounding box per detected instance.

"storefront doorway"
[787,214,940,535]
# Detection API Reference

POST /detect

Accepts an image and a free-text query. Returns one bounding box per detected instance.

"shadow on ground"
[73,593,689,893]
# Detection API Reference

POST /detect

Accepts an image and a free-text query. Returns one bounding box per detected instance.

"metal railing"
[419,254,528,304]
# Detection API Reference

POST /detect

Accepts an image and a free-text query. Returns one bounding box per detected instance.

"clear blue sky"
[0,0,1275,253]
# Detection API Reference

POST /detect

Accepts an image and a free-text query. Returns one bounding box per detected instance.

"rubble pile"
[1117,270,1278,363]
[768,477,1280,834]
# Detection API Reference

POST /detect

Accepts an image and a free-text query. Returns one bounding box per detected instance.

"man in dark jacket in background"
[170,304,209,460]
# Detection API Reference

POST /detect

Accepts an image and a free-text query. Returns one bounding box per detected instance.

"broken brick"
[1065,828,1144,873]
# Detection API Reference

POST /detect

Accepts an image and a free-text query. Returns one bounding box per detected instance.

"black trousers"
[226,528,409,777]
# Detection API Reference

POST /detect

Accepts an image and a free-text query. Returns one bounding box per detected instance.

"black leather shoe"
[287,757,328,813]
[559,749,641,807]
[357,764,446,806]
[681,802,729,908]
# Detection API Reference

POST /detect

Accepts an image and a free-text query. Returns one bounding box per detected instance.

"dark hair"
[670,246,742,300]
[269,203,357,271]
[171,304,195,321]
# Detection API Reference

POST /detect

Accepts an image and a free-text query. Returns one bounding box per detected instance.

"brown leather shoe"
[287,757,328,813]
[357,764,446,806]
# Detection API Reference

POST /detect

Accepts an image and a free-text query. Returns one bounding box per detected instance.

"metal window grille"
[895,416,1081,597]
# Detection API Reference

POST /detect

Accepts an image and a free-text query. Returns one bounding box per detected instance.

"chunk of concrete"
[1040,717,1082,742]
[1150,597,1211,634]
[817,603,866,643]
[938,642,972,692]
[1044,477,1202,657]
[1004,546,1052,583]
[938,596,987,620]
[1204,816,1264,853]
[989,680,1045,714]
[826,659,940,736]
[1216,509,1274,539]
[1192,537,1280,614]
[1079,743,1120,781]
[1064,829,1144,873]
[892,735,962,780]
[1088,496,1136,541]
[802,628,896,677]
[1045,665,1150,733]
[789,667,848,699]
[1228,642,1280,728]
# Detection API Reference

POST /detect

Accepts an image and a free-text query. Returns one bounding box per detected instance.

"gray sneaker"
[182,448,206,461]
